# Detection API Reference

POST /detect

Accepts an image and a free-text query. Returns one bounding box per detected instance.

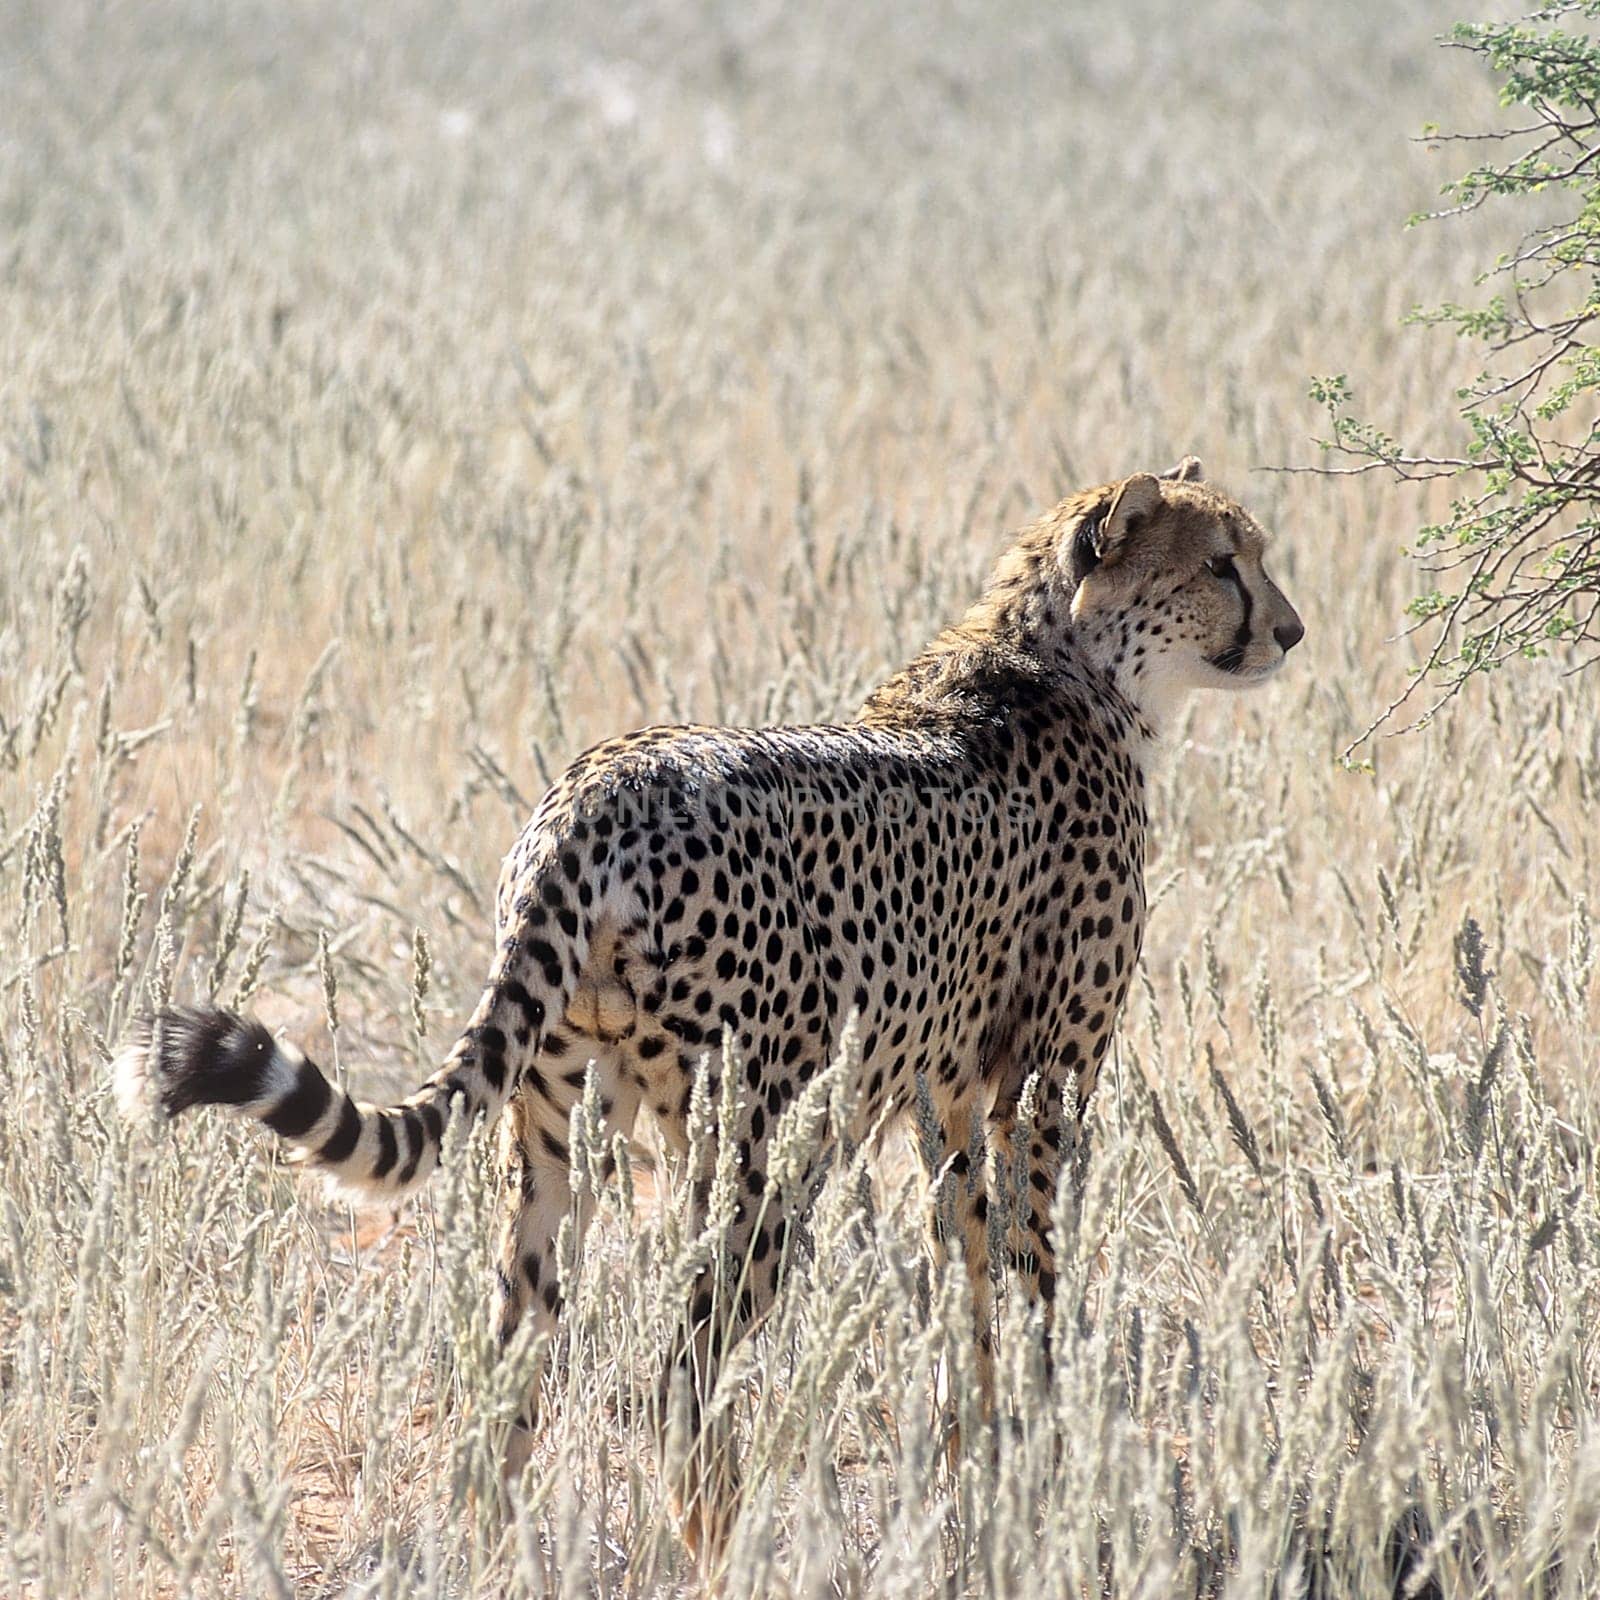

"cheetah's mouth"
[1206,647,1283,681]
[1206,644,1248,674]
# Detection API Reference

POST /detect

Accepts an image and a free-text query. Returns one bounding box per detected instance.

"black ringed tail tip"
[109,998,521,1203]
[114,1006,281,1122]
[110,968,557,1201]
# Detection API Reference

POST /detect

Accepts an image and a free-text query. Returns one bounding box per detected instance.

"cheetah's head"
[1065,457,1304,727]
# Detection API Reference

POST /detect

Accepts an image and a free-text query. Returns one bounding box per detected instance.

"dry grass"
[4,1,1599,1594]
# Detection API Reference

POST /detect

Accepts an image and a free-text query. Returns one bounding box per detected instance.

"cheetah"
[115,456,1302,1546]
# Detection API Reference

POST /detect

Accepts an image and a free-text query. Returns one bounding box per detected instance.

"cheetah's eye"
[1205,555,1238,582]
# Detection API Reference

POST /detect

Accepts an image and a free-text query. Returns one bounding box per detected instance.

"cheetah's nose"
[1274,618,1305,652]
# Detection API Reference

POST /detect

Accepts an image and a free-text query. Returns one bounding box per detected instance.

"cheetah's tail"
[112,973,554,1203]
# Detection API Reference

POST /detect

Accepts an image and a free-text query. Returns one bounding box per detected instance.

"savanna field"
[4,1,1600,1595]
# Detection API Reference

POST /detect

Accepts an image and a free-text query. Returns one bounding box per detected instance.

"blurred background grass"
[4,2,1598,1595]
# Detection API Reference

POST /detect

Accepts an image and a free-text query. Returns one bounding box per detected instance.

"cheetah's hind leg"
[915,1087,997,1474]
[490,1038,643,1501]
[651,1040,824,1577]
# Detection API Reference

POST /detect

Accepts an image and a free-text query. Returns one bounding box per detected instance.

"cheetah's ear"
[1098,472,1162,562]
[1159,455,1204,483]
[1070,472,1162,585]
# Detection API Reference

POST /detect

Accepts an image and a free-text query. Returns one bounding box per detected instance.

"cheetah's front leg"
[989,1071,1070,1351]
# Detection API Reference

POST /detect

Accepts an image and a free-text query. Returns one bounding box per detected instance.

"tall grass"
[3,0,1598,1593]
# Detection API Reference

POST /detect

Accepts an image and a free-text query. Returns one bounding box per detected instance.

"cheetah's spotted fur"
[115,456,1303,1539]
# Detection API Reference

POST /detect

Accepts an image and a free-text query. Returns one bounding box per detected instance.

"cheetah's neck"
[968,582,1170,758]
[864,588,1169,773]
